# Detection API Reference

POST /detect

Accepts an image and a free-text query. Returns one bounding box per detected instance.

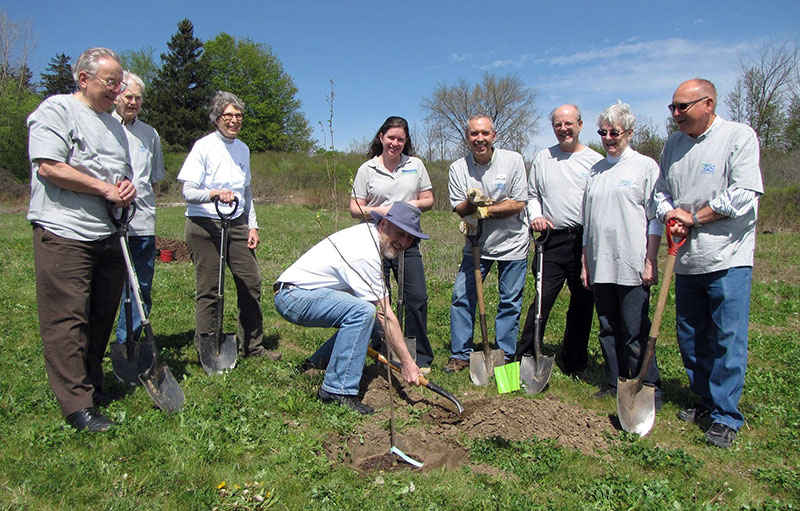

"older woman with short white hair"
[581,100,663,405]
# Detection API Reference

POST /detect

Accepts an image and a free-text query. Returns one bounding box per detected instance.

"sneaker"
[677,405,711,424]
[705,422,737,448]
[592,386,616,398]
[418,366,431,376]
[443,358,469,373]
[317,388,374,415]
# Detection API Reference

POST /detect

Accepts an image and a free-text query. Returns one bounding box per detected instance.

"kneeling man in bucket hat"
[274,202,428,414]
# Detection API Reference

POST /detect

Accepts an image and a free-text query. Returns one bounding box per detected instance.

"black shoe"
[93,390,116,407]
[654,394,663,412]
[677,405,711,424]
[593,386,616,398]
[317,388,374,415]
[566,370,587,382]
[241,345,282,360]
[66,407,117,432]
[706,423,737,448]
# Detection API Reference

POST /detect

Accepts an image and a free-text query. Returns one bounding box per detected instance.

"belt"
[273,282,297,295]
[551,226,583,235]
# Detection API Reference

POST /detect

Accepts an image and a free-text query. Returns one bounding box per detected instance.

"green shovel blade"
[494,361,520,394]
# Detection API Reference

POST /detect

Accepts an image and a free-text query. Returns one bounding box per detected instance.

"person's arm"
[36,159,136,207]
[375,295,421,386]
[642,233,662,287]
[409,189,434,212]
[182,180,235,204]
[348,197,390,219]
[244,185,259,249]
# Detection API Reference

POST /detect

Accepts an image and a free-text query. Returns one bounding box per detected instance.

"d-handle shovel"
[199,197,239,375]
[617,221,686,436]
[109,204,185,411]
[467,222,505,386]
[108,203,156,385]
[390,250,417,364]
[519,227,555,395]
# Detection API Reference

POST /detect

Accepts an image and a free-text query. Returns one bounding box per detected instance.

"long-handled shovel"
[391,250,416,363]
[110,204,185,411]
[368,347,464,414]
[617,221,686,436]
[109,204,156,384]
[519,227,554,394]
[468,222,505,386]
[199,197,239,375]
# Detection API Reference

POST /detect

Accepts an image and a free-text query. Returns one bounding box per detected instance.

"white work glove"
[467,187,493,206]
[459,214,479,236]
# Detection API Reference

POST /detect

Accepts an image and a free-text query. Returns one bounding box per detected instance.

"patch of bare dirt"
[324,364,617,473]
[156,236,191,263]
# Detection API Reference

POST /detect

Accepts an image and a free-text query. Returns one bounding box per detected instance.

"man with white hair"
[27,47,136,432]
[112,71,165,346]
[522,104,602,380]
[655,78,763,448]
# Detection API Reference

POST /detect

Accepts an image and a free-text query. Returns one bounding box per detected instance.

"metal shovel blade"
[469,347,505,386]
[519,353,554,395]
[199,332,238,375]
[111,340,156,384]
[617,380,655,436]
[139,363,185,412]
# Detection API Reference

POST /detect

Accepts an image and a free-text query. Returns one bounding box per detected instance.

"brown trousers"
[33,225,125,417]
[185,216,263,353]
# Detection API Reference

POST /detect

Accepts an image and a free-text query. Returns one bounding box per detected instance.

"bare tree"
[421,72,540,154]
[0,10,35,87]
[724,41,799,150]
[630,116,666,161]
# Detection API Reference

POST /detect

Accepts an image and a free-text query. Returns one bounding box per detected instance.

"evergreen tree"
[147,18,210,151]
[40,53,75,96]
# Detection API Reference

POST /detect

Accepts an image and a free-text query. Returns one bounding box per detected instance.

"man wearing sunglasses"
[522,104,602,381]
[654,78,763,448]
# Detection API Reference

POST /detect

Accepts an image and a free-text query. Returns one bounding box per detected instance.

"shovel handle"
[214,196,239,225]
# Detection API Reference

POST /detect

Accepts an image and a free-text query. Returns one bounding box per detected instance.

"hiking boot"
[443,358,469,373]
[705,423,737,448]
[317,388,374,415]
[241,345,282,360]
[592,386,616,398]
[677,405,711,424]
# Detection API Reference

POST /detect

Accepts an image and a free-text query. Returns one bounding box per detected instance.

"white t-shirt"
[177,131,251,220]
[527,145,603,228]
[113,112,165,236]
[351,154,432,206]
[277,223,387,302]
[27,94,132,241]
[448,149,529,261]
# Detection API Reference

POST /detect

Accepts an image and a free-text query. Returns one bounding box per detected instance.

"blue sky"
[6,1,799,157]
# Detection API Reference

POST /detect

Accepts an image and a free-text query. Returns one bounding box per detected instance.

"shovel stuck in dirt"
[199,197,239,375]
[466,223,505,386]
[617,222,686,436]
[518,227,554,395]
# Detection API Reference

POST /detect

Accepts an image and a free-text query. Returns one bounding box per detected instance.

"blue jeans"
[274,287,375,396]
[116,235,155,343]
[675,267,752,431]
[450,255,527,360]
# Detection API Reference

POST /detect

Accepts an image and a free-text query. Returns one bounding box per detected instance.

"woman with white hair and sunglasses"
[581,100,663,407]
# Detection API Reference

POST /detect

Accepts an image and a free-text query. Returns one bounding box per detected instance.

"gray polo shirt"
[352,154,432,206]
[27,94,132,241]
[448,149,529,261]
[527,145,603,228]
[656,116,763,274]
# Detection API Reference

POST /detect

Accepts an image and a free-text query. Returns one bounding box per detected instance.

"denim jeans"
[449,255,527,360]
[274,287,376,396]
[116,235,155,343]
[675,267,752,430]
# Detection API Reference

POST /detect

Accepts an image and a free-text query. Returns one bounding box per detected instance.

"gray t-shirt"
[527,145,603,228]
[113,111,165,236]
[351,154,432,206]
[448,149,529,261]
[584,148,660,286]
[27,94,132,241]
[656,116,763,274]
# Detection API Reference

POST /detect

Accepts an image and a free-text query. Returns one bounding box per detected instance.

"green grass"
[0,205,798,510]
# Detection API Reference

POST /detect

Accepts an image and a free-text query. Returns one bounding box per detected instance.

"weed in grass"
[616,436,703,474]
[469,436,566,483]
[753,466,800,496]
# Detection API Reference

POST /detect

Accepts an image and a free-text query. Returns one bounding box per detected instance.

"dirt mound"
[156,237,191,263]
[324,364,616,473]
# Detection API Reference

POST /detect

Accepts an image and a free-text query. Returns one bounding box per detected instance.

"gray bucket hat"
[370,201,430,240]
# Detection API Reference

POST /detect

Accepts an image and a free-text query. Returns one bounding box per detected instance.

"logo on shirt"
[618,179,633,187]
[401,168,418,174]
[701,163,716,174]
[494,174,507,191]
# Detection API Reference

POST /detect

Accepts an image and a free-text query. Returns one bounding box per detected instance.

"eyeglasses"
[95,76,127,92]
[668,96,709,113]
[597,129,626,138]
[219,113,244,122]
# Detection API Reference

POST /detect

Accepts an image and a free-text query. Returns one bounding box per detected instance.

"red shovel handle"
[666,219,687,256]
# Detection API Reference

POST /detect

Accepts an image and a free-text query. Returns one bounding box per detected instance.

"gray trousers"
[185,216,263,354]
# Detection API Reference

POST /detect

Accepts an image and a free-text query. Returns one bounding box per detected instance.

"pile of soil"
[324,364,617,473]
[156,237,191,263]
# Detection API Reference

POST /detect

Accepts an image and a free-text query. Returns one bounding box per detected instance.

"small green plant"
[616,438,704,474]
[469,436,565,483]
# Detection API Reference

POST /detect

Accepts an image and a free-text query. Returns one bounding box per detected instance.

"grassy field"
[0,205,798,510]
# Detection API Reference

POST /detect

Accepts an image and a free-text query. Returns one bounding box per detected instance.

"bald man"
[522,104,602,380]
[654,78,763,448]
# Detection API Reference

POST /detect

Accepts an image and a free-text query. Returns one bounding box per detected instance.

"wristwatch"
[692,213,703,227]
